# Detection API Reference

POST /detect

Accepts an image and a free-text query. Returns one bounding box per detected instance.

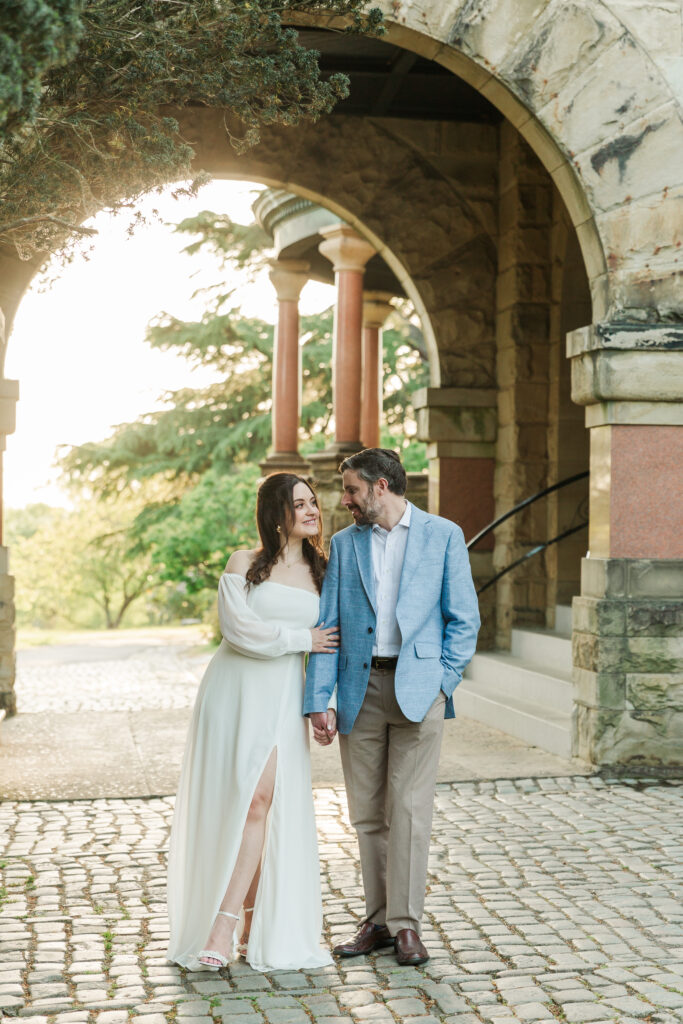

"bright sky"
[5,180,335,509]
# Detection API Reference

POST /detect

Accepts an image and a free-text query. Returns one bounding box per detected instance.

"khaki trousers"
[339,667,445,936]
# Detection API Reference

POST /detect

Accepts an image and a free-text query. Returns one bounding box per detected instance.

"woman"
[166,473,339,972]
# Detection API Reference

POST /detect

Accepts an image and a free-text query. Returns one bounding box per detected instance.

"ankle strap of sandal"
[217,910,240,920]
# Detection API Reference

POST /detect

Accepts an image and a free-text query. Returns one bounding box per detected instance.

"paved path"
[0,631,589,800]
[3,632,682,1023]
[1,777,682,1022]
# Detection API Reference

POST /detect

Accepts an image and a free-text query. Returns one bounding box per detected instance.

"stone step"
[455,647,574,757]
[554,604,573,635]
[465,651,574,713]
[510,626,572,675]
[454,673,573,758]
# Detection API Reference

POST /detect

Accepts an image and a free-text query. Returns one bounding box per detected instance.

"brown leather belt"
[371,656,398,670]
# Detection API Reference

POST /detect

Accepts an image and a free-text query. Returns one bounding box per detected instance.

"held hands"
[311,709,337,746]
[309,621,339,745]
[310,622,340,653]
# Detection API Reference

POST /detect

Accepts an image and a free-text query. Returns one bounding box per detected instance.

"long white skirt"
[166,581,331,972]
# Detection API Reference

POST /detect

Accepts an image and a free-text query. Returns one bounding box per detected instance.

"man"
[304,448,480,966]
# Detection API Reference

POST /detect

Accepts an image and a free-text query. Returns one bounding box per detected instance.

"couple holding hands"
[167,447,480,973]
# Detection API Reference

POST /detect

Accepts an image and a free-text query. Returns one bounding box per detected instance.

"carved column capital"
[268,259,310,303]
[362,291,395,330]
[318,224,376,274]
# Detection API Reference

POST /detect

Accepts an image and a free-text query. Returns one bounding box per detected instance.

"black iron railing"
[467,470,589,594]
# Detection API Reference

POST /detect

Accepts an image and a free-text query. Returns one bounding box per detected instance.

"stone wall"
[0,547,16,718]
[494,123,554,645]
[182,111,500,395]
[603,0,683,107]
[546,200,591,618]
[573,557,683,765]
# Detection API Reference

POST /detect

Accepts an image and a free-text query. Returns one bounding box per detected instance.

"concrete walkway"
[0,630,590,800]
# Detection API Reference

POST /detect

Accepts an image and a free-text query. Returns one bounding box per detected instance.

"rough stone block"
[496,264,551,308]
[499,227,552,271]
[625,601,683,636]
[450,0,549,76]
[575,101,683,212]
[626,673,683,712]
[572,597,625,637]
[497,384,549,426]
[573,667,625,710]
[580,557,683,600]
[417,404,497,445]
[596,188,683,281]
[499,0,623,111]
[571,349,683,405]
[594,706,683,765]
[624,635,683,673]
[574,703,622,762]
[575,632,683,674]
[541,33,666,160]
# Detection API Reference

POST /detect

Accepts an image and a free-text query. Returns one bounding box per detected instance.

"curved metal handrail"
[467,470,588,551]
[467,470,589,595]
[476,522,588,594]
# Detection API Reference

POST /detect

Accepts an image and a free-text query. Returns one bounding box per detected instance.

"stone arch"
[0,3,680,767]
[291,1,682,324]
[179,111,499,391]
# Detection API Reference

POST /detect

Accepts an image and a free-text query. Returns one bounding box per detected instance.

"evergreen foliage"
[0,0,382,258]
[56,208,428,618]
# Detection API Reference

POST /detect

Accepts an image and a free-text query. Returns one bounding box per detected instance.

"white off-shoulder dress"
[166,573,333,972]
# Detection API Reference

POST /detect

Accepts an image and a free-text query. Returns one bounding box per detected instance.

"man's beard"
[348,493,381,526]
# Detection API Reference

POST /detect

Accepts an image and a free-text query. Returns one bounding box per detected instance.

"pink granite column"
[318,226,376,452]
[361,292,394,449]
[589,423,683,558]
[262,260,309,474]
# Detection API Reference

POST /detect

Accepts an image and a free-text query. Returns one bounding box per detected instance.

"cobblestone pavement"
[3,637,589,800]
[2,776,683,1024]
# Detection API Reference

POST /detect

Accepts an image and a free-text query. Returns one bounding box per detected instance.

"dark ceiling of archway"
[297,29,502,122]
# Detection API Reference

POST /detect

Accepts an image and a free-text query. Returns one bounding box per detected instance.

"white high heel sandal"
[236,907,254,958]
[197,910,240,970]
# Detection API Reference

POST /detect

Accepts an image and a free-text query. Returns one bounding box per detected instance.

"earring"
[276,525,281,534]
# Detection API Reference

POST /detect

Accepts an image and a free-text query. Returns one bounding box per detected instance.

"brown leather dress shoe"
[394,928,429,966]
[333,922,393,957]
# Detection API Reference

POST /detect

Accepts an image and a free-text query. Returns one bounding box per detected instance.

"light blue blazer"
[304,503,480,734]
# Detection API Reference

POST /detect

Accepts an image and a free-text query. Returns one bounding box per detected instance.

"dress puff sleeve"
[218,573,313,660]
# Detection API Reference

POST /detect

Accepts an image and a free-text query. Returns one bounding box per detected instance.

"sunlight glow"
[6,180,335,508]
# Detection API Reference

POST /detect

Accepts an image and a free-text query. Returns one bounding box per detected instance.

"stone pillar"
[0,310,19,719]
[546,200,591,619]
[413,386,497,648]
[495,122,554,646]
[568,321,683,766]
[261,260,310,476]
[360,292,394,449]
[317,225,376,453]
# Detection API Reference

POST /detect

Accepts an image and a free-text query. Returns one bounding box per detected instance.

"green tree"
[0,0,382,258]
[7,500,158,629]
[0,1,84,134]
[58,209,428,612]
[133,464,260,595]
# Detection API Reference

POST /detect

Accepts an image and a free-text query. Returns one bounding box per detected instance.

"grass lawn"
[17,623,213,651]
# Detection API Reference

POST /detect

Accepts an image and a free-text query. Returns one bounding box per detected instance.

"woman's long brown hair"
[245,473,327,593]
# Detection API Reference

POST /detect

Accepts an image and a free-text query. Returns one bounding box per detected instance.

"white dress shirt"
[371,501,411,657]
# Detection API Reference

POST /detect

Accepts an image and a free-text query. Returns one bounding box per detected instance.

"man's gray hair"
[339,448,407,495]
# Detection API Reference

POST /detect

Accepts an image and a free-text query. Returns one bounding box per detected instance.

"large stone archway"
[0,1,680,766]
